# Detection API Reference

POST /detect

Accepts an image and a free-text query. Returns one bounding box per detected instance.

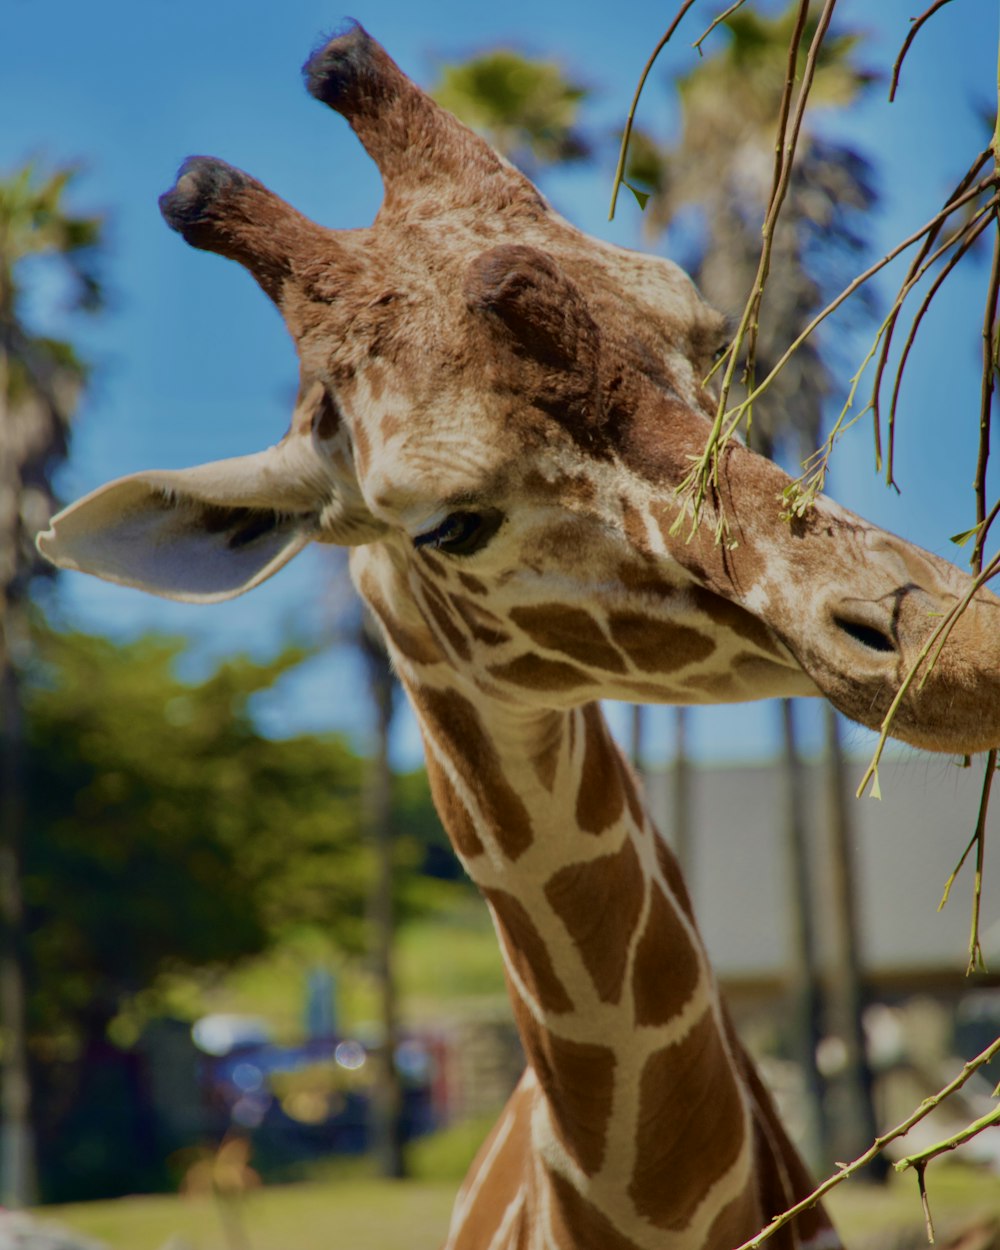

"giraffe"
[36,24,1000,1250]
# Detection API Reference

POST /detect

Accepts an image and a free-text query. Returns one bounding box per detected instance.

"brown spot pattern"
[489,653,591,693]
[654,835,697,922]
[689,587,783,658]
[514,999,615,1177]
[424,753,484,860]
[458,571,488,596]
[621,765,645,830]
[575,703,625,834]
[420,581,472,661]
[628,1011,747,1230]
[631,883,701,1026]
[357,570,443,666]
[620,497,652,555]
[312,392,341,439]
[485,888,574,1015]
[511,604,627,674]
[607,610,715,673]
[412,686,533,859]
[547,1167,645,1250]
[450,594,512,647]
[701,1188,761,1250]
[450,1082,533,1250]
[544,837,643,1005]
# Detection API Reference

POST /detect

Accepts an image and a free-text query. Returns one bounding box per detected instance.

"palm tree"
[432,50,592,183]
[0,161,102,1205]
[626,5,880,1174]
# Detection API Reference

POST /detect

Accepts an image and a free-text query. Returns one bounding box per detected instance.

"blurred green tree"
[433,49,592,180]
[18,622,446,1197]
[0,161,103,1206]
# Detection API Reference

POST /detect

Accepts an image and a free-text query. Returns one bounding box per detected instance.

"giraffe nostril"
[832,615,896,654]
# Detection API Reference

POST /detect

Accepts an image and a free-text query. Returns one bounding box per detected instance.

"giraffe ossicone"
[37,23,1000,1250]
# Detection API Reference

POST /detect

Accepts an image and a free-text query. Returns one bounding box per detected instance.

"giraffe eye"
[414,510,503,557]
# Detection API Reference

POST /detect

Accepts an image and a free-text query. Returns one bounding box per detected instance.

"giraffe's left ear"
[36,444,324,604]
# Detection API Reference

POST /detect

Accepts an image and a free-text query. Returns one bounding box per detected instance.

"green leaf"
[950,524,983,547]
[624,181,651,211]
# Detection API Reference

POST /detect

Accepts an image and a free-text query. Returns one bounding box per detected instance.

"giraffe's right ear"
[36,445,324,604]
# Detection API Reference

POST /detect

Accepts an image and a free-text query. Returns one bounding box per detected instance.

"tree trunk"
[780,698,828,1173]
[821,704,886,1180]
[362,626,406,1179]
[0,650,37,1206]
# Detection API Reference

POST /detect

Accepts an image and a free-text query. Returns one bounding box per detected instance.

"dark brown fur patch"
[654,835,696,922]
[607,610,715,674]
[411,686,533,860]
[544,837,643,1005]
[449,594,512,647]
[485,888,574,1015]
[514,1000,615,1177]
[424,753,484,860]
[458,571,488,596]
[547,1166,645,1250]
[357,569,443,666]
[620,497,653,555]
[628,1011,747,1230]
[621,765,645,831]
[312,392,341,440]
[631,883,702,1027]
[420,581,473,661]
[511,604,627,674]
[575,703,625,834]
[450,1082,533,1250]
[689,587,783,658]
[489,653,591,693]
[700,1188,761,1250]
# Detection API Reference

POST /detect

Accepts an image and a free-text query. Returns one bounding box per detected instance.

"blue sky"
[3,0,996,769]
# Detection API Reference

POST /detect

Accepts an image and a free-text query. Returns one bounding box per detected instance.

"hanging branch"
[693,0,751,55]
[672,0,834,538]
[732,1034,1000,1250]
[870,145,993,480]
[889,0,958,103]
[782,186,998,517]
[608,0,700,221]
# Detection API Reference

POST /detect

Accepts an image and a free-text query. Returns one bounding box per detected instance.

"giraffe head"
[38,24,1000,755]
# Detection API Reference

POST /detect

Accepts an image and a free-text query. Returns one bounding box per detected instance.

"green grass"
[40,1164,1000,1250]
[47,1179,456,1250]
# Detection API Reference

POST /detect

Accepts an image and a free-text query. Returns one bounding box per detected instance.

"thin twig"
[693,0,749,54]
[871,145,994,476]
[732,1034,1000,1250]
[889,0,957,102]
[896,1103,1000,1174]
[685,177,996,531]
[972,219,1000,572]
[883,208,995,489]
[916,1161,936,1245]
[738,0,815,405]
[609,0,699,221]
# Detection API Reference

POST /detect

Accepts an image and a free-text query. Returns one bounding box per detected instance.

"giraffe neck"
[355,548,837,1249]
[406,679,827,1249]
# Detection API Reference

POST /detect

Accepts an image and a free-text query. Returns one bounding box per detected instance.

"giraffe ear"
[465,244,598,373]
[36,446,323,604]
